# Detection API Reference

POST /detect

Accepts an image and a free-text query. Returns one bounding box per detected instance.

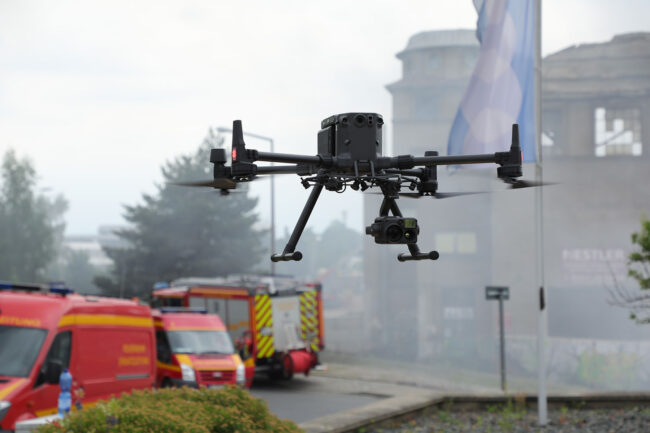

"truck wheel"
[162,378,173,388]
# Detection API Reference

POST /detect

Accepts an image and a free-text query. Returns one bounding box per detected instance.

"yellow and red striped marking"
[254,295,274,358]
[157,360,181,373]
[0,379,26,400]
[300,291,320,352]
[58,314,153,328]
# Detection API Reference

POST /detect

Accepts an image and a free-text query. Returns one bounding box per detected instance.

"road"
[249,375,386,424]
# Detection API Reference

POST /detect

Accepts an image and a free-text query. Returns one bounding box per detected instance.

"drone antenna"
[497,123,523,179]
[231,120,250,162]
[511,124,520,153]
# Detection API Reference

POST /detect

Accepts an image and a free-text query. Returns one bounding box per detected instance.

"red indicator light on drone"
[232,148,237,161]
[520,151,523,162]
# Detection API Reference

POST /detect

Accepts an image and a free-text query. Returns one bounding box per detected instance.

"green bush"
[37,386,302,433]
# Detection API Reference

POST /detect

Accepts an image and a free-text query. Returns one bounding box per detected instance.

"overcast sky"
[0,0,648,237]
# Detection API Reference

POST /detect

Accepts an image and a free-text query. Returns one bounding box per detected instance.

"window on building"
[436,233,455,253]
[435,232,477,254]
[457,233,477,254]
[594,107,643,157]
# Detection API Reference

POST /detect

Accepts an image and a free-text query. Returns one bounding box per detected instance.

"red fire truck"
[152,275,324,381]
[0,283,156,431]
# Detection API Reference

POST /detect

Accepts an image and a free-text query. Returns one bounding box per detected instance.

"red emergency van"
[0,284,155,431]
[153,309,248,388]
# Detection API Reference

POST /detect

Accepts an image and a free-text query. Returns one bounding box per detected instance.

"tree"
[610,216,650,324]
[275,219,362,278]
[48,247,101,294]
[95,129,266,300]
[0,150,67,282]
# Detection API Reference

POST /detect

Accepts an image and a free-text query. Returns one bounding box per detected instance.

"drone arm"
[412,153,497,166]
[256,165,306,175]
[271,182,324,262]
[384,168,424,177]
[410,124,522,179]
[255,151,321,165]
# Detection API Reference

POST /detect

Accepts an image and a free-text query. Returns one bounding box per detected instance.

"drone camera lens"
[386,225,403,243]
[354,114,366,126]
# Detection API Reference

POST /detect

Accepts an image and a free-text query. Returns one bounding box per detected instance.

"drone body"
[182,112,532,263]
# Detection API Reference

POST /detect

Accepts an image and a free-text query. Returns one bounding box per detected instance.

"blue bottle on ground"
[58,368,72,417]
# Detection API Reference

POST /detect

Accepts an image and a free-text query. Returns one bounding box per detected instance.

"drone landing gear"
[398,244,440,262]
[379,196,439,262]
[271,183,324,262]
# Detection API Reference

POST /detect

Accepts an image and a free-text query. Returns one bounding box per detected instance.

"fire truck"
[152,275,324,381]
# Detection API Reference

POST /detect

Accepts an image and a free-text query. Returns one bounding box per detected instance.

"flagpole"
[534,0,548,426]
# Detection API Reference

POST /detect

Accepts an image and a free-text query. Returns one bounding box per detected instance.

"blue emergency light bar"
[0,281,74,295]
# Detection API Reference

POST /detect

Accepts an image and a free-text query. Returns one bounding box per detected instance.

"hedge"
[37,385,303,433]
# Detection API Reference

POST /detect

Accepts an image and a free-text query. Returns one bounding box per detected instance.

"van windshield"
[167,330,234,355]
[0,325,48,377]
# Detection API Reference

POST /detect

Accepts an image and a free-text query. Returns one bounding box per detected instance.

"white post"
[534,0,548,426]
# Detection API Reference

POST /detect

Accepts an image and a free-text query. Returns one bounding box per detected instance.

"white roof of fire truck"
[165,275,321,297]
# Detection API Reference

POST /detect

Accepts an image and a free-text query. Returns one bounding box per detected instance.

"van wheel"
[162,378,173,388]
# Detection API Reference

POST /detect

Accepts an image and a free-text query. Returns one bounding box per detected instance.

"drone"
[181,112,542,263]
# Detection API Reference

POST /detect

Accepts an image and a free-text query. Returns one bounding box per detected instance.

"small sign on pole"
[486,286,509,392]
[486,286,509,300]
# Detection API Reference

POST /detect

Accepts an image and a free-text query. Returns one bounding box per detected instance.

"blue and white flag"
[448,0,536,161]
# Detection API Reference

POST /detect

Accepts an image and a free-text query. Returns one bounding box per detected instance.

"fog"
[2,0,650,393]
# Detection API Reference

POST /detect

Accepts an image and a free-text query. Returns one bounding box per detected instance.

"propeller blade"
[171,178,237,189]
[400,191,486,199]
[506,179,557,190]
[171,173,280,190]
[368,191,485,199]
[213,189,246,196]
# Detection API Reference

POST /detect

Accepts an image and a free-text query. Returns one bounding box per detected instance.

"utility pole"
[486,286,510,392]
[534,0,548,425]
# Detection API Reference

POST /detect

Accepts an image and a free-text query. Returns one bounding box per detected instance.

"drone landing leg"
[271,183,324,262]
[398,243,439,262]
[384,197,439,262]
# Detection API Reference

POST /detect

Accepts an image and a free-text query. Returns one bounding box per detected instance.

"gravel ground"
[366,404,650,433]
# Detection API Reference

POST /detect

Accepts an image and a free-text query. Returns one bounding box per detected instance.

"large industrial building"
[362,30,650,388]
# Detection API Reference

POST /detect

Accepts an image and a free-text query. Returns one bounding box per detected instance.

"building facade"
[363,30,650,387]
